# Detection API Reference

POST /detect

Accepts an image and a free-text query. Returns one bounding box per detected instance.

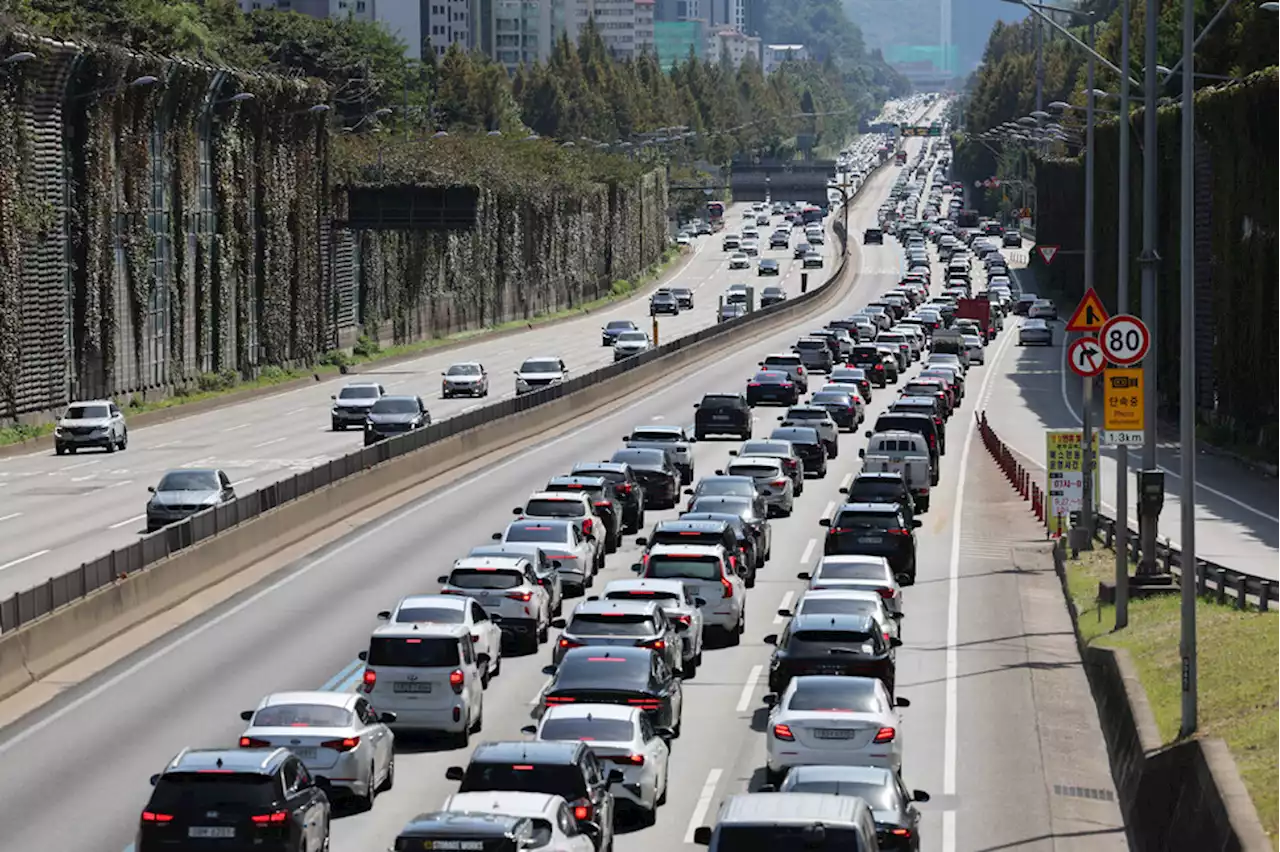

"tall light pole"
[1137,0,1160,574]
[1114,0,1132,628]
[1178,0,1198,738]
[1079,17,1097,547]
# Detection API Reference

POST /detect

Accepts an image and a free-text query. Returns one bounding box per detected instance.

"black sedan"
[571,461,646,533]
[809,389,859,430]
[758,259,780,276]
[540,646,683,736]
[610,448,681,510]
[759,285,786,307]
[651,291,680,316]
[746,370,800,406]
[849,346,888,387]
[819,503,920,583]
[363,395,431,446]
[769,426,828,477]
[763,612,900,695]
[765,765,929,851]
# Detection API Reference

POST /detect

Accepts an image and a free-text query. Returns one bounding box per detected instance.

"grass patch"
[1064,547,1279,846]
[0,246,686,448]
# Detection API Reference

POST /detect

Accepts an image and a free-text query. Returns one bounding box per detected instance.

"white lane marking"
[460,404,483,414]
[822,500,835,521]
[944,811,957,852]
[252,438,286,449]
[151,440,181,449]
[107,514,147,531]
[283,407,308,416]
[839,472,853,493]
[736,665,763,712]
[773,590,795,624]
[71,474,98,482]
[683,768,724,844]
[650,415,663,420]
[231,478,256,488]
[0,512,21,523]
[800,538,816,565]
[0,550,49,572]
[56,459,101,472]
[106,480,134,489]
[528,676,553,706]
[220,424,250,433]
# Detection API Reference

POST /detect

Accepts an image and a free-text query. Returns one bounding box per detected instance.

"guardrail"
[0,173,878,634]
[974,411,1277,610]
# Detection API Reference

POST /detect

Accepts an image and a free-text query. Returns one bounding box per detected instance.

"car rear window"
[149,773,277,810]
[605,589,681,603]
[789,678,880,713]
[818,556,891,578]
[524,498,585,518]
[251,703,353,727]
[786,779,897,810]
[794,340,827,350]
[505,524,568,544]
[728,464,779,479]
[449,569,524,590]
[711,826,867,851]
[797,599,877,618]
[790,629,874,647]
[646,556,722,581]
[539,716,635,742]
[848,481,905,501]
[810,393,850,406]
[752,371,789,383]
[460,763,588,799]
[568,613,656,636]
[395,605,466,624]
[763,356,801,367]
[653,530,725,548]
[367,636,460,667]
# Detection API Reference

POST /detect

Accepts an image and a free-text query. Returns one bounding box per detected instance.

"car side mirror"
[630,563,643,573]
[895,696,911,708]
[147,486,156,493]
[858,448,866,458]
[239,710,254,721]
[693,826,713,846]
[891,637,903,648]
[891,611,905,620]
[149,773,161,786]
[357,650,368,661]
[491,532,502,540]
[692,403,700,408]
[818,518,830,527]
[635,537,647,546]
[714,470,726,477]
[776,608,793,618]
[762,633,778,645]
[797,571,811,580]
[314,775,333,793]
[476,653,490,665]
[688,436,697,443]
[551,618,567,629]
[607,769,625,785]
[727,449,737,456]
[695,597,707,606]
[912,519,922,528]
[330,394,337,400]
[513,507,523,515]
[758,783,778,793]
[579,821,603,838]
[586,595,599,602]
[912,789,931,803]
[762,693,778,707]
[445,766,465,782]
[864,430,873,438]
[621,435,630,442]
[521,724,537,735]
[541,664,557,676]
[379,712,397,724]
[683,488,693,496]
[436,576,448,584]
[551,560,562,569]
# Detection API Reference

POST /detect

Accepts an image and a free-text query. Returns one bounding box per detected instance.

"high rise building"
[561,0,656,59]
[484,0,555,73]
[238,0,474,61]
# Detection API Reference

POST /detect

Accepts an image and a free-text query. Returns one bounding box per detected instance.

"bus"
[956,209,980,229]
[706,201,725,231]
[801,205,823,225]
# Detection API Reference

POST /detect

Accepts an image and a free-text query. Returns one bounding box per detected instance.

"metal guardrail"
[0,187,872,634]
[975,410,1277,611]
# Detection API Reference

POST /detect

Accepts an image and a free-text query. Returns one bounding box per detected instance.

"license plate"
[712,415,730,421]
[189,827,236,838]
[394,682,432,693]
[291,747,318,759]
[858,535,884,544]
[889,456,904,463]
[814,729,859,740]
[811,665,844,674]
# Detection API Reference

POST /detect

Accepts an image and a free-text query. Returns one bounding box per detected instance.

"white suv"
[55,399,127,455]
[438,557,550,654]
[377,594,504,685]
[632,544,745,642]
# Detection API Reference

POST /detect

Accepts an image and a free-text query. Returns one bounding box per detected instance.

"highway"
[0,199,840,602]
[0,114,1127,852]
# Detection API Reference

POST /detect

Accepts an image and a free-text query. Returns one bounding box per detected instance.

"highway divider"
[0,191,878,701]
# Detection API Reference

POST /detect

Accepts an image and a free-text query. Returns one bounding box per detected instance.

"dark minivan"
[695,393,752,440]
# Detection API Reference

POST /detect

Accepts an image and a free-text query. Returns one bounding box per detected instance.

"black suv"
[850,345,889,386]
[868,413,941,482]
[446,741,618,848]
[762,612,900,696]
[864,228,884,244]
[820,502,920,583]
[650,291,680,316]
[137,748,331,852]
[695,393,752,440]
[841,471,917,522]
[769,426,827,477]
[545,475,624,553]
[364,395,432,446]
[571,462,646,532]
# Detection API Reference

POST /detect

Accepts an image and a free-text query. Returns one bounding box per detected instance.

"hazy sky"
[844,0,1029,76]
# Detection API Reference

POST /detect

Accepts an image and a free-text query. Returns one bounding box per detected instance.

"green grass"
[1064,547,1279,847]
[0,246,685,448]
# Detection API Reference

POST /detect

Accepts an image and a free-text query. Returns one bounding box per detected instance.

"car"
[692,792,880,849]
[819,500,920,584]
[571,462,646,533]
[842,471,917,521]
[441,361,489,397]
[1003,230,1022,247]
[601,319,640,346]
[550,598,683,676]
[762,611,900,695]
[769,426,827,477]
[613,330,652,360]
[54,399,127,454]
[809,388,861,431]
[725,284,749,305]
[438,556,550,655]
[494,519,598,597]
[236,691,395,809]
[802,252,825,269]
[610,447,682,510]
[632,543,745,641]
[521,705,671,825]
[718,302,747,323]
[722,233,741,251]
[544,475,625,552]
[650,290,680,316]
[731,439,805,495]
[764,765,929,851]
[760,353,809,392]
[879,352,901,383]
[779,406,840,458]
[830,366,873,403]
[594,578,705,674]
[849,345,888,386]
[357,622,485,745]
[684,475,763,517]
[801,553,905,614]
[145,468,237,532]
[136,747,331,852]
[1013,293,1039,315]
[962,333,985,364]
[763,675,910,783]
[792,337,834,373]
[901,377,953,416]
[1029,298,1058,320]
[769,230,791,249]
[793,241,812,259]
[676,233,691,246]
[805,228,826,246]
[779,587,903,645]
[538,647,684,737]
[468,544,565,617]
[671,286,695,309]
[515,357,569,395]
[694,392,752,440]
[741,239,760,257]
[436,792,597,850]
[758,258,781,276]
[331,382,386,430]
[515,490,599,543]
[728,252,750,270]
[746,370,800,406]
[376,594,504,682]
[444,740,620,848]
[637,517,752,580]
[1019,318,1055,346]
[863,227,884,244]
[623,424,697,483]
[363,394,431,446]
[724,456,795,517]
[683,494,771,570]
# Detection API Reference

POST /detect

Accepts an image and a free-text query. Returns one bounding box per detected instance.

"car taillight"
[361,669,376,693]
[505,591,533,601]
[608,752,645,765]
[594,500,611,509]
[874,364,883,370]
[628,698,661,710]
[582,518,594,536]
[470,634,481,643]
[721,575,734,598]
[141,811,174,823]
[572,802,593,822]
[873,726,896,743]
[772,479,788,487]
[673,615,692,626]
[876,587,897,599]
[559,638,584,650]
[250,811,290,825]
[641,639,666,650]
[890,828,914,839]
[796,366,805,374]
[748,382,762,387]
[784,459,798,470]
[239,737,270,748]
[321,737,360,752]
[449,669,465,694]
[927,434,936,447]
[887,528,910,536]
[773,724,795,741]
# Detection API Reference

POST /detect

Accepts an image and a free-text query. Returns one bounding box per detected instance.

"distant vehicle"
[729,252,750,270]
[1029,299,1058,320]
[759,285,786,306]
[863,228,884,245]
[441,362,489,398]
[364,395,431,446]
[718,303,748,323]
[1019,318,1054,346]
[54,399,127,455]
[613,331,653,361]
[1003,230,1022,247]
[601,319,640,347]
[671,286,695,309]
[515,357,569,395]
[146,468,236,532]
[331,382,386,431]
[757,258,780,276]
[650,291,680,316]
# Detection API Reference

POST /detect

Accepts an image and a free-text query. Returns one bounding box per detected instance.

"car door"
[282,758,323,848]
[415,396,428,427]
[653,655,680,727]
[638,712,669,799]
[469,601,500,668]
[354,697,392,780]
[108,403,124,438]
[523,564,548,625]
[459,636,483,706]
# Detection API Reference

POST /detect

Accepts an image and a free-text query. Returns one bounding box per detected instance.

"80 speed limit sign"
[1099,314,1150,365]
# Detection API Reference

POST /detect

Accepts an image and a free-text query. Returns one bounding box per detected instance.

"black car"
[678,512,762,576]
[889,397,948,454]
[730,439,804,495]
[363,395,431,446]
[445,740,618,848]
[849,345,888,386]
[768,426,827,477]
[650,291,680,316]
[539,646,683,735]
[718,303,747,323]
[746,370,800,406]
[762,612,900,695]
[810,389,859,431]
[671,286,695,309]
[393,812,550,852]
[759,285,786,306]
[571,462,646,533]
[758,259,781,276]
[762,765,929,851]
[829,368,873,404]
[792,338,834,373]
[694,393,752,440]
[769,230,791,249]
[609,448,681,510]
[864,228,884,244]
[819,502,920,583]
[793,242,812,259]
[637,519,743,572]
[601,319,640,347]
[842,471,917,521]
[545,475,624,553]
[684,496,770,578]
[137,748,332,852]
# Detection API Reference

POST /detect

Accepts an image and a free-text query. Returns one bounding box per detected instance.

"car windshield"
[798,599,879,618]
[818,558,888,580]
[785,779,897,810]
[367,636,460,667]
[539,716,635,742]
[505,524,570,544]
[149,774,277,811]
[710,825,868,850]
[646,555,722,581]
[811,393,850,406]
[520,360,561,373]
[617,332,648,343]
[612,449,666,467]
[460,763,588,799]
[251,703,353,728]
[371,398,420,414]
[568,613,656,636]
[395,605,466,624]
[339,386,379,399]
[606,321,636,330]
[449,569,524,590]
[156,471,219,492]
[524,499,585,519]
[446,364,481,376]
[789,678,880,712]
[695,480,756,499]
[65,404,110,419]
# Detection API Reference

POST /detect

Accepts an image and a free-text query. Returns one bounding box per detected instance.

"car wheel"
[538,619,549,644]
[55,444,65,456]
[522,631,540,654]
[106,437,116,454]
[470,702,484,734]
[765,766,786,787]
[118,430,128,451]
[683,656,697,680]
[379,754,395,792]
[481,659,493,688]
[359,764,376,811]
[332,422,344,431]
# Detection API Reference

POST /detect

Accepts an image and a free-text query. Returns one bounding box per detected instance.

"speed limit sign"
[1099,314,1150,365]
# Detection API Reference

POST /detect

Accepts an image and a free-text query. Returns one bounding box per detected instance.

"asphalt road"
[0,200,844,601]
[0,120,1127,852]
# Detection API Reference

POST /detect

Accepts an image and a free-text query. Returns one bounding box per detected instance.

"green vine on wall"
[0,60,27,414]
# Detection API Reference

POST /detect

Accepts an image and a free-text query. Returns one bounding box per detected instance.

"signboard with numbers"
[1045,428,1100,536]
[1103,368,1145,444]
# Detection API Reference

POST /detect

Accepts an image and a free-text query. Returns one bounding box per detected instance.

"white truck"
[858,430,933,512]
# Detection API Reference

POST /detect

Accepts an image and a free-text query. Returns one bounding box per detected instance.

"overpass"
[728,161,837,203]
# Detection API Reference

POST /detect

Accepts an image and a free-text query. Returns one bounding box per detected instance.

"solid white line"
[151,440,181,449]
[800,538,816,565]
[57,459,101,472]
[71,474,98,482]
[0,512,21,523]
[220,424,250,433]
[0,550,49,572]
[773,590,795,624]
[736,665,763,713]
[107,513,147,530]
[106,480,134,489]
[252,438,286,449]
[943,810,957,852]
[683,768,724,844]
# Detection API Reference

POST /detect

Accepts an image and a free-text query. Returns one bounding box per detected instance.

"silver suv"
[331,382,386,430]
[550,598,683,675]
[54,400,127,455]
[438,556,551,654]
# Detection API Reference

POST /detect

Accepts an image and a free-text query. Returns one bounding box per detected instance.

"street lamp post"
[1137,0,1161,574]
[1114,0,1132,628]
[1080,18,1098,548]
[1178,0,1198,739]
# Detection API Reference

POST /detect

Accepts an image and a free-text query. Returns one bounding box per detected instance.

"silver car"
[237,691,395,809]
[442,362,489,398]
[469,543,565,616]
[331,382,386,430]
[779,406,840,458]
[1019,319,1054,346]
[54,399,127,455]
[515,357,569,396]
[613,331,653,361]
[595,578,706,674]
[725,456,794,517]
[625,424,697,482]
[146,468,236,532]
[550,598,683,674]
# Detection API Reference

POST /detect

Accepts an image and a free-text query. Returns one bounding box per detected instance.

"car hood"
[614,341,649,350]
[58,417,111,428]
[333,398,377,408]
[366,412,420,424]
[151,489,221,506]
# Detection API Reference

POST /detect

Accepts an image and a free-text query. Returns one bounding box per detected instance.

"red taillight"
[773,723,795,741]
[321,737,360,752]
[239,736,270,748]
[572,803,593,821]
[449,669,465,694]
[608,752,646,765]
[673,615,692,626]
[559,638,584,650]
[628,698,661,709]
[927,434,937,448]
[362,669,376,693]
[873,726,896,743]
[582,518,594,536]
[876,587,896,598]
[748,382,762,387]
[593,501,610,508]
[545,695,577,704]
[141,811,174,823]
[620,483,633,494]
[642,639,666,650]
[887,528,910,536]
[874,364,884,371]
[783,459,798,470]
[251,811,290,825]
[505,591,533,601]
[772,479,788,487]
[721,575,734,598]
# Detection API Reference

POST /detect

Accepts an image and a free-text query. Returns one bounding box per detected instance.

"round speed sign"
[1099,314,1150,365]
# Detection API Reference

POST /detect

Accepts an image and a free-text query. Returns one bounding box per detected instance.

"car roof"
[716,792,871,826]
[525,491,590,503]
[445,791,562,819]
[602,578,691,596]
[790,612,878,632]
[447,360,483,367]
[771,427,820,440]
[341,382,382,389]
[163,747,291,775]
[819,553,893,569]
[835,502,902,514]
[653,519,731,533]
[453,556,529,572]
[572,462,628,474]
[853,471,906,482]
[870,429,926,441]
[559,645,655,666]
[258,691,355,710]
[570,598,662,617]
[728,456,783,468]
[398,810,527,837]
[471,739,587,764]
[632,424,684,436]
[396,594,469,611]
[371,622,468,638]
[159,468,220,479]
[67,399,113,406]
[508,518,574,530]
[547,475,609,488]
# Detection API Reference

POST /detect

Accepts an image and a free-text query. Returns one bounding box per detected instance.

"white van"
[859,430,933,511]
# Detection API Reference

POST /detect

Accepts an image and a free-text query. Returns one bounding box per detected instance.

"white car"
[238,691,395,808]
[376,594,504,683]
[613,331,653,360]
[439,791,597,851]
[54,399,128,455]
[515,356,569,396]
[441,361,489,398]
[595,578,705,673]
[438,556,550,655]
[798,555,903,615]
[516,490,599,542]
[729,252,750,270]
[781,587,902,644]
[764,675,909,784]
[522,704,671,821]
[962,334,985,364]
[1019,318,1054,346]
[779,406,840,457]
[496,518,599,594]
[633,543,745,640]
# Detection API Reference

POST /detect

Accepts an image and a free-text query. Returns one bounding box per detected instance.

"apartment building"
[561,0,656,59]
[239,0,472,61]
[762,43,808,73]
[705,25,760,68]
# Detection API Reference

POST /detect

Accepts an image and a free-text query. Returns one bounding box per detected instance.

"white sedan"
[798,555,903,614]
[728,252,750,270]
[782,587,902,644]
[238,691,395,809]
[764,675,909,785]
[523,704,670,823]
[376,594,503,685]
[440,791,596,851]
[962,334,985,365]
